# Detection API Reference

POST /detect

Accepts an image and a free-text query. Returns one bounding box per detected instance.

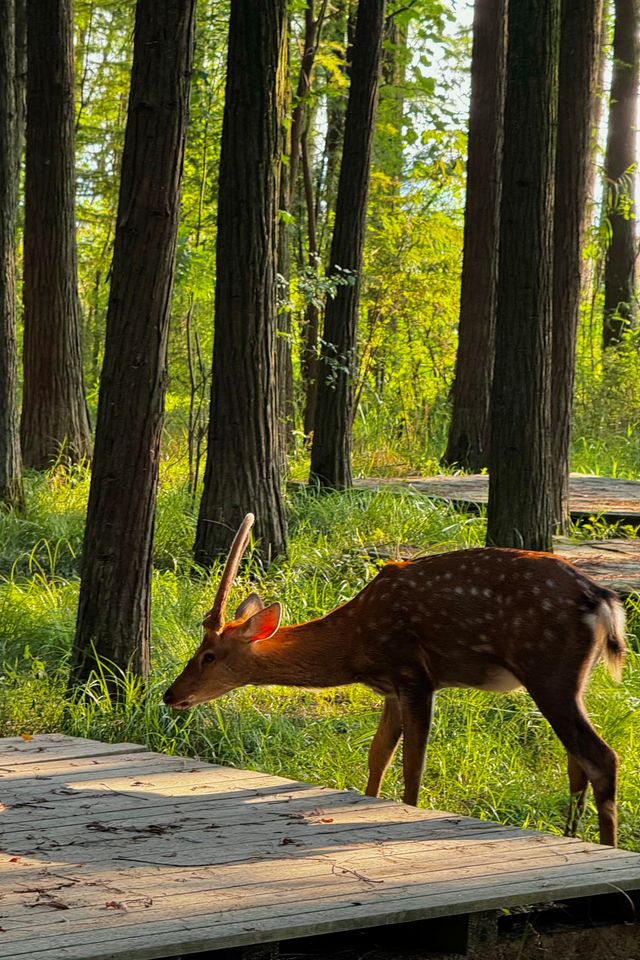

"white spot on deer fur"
[404,580,417,589]
[532,585,541,595]
[498,573,506,582]
[543,629,555,641]
[524,571,533,580]
[455,586,465,595]
[513,617,522,629]
[444,572,452,580]
[583,612,597,630]
[470,586,479,596]
[483,588,492,598]
[541,599,553,611]
[460,564,467,571]
[545,579,557,588]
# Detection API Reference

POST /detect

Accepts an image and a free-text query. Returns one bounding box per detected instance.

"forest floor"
[0,462,639,853]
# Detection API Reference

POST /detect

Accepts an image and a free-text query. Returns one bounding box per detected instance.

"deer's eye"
[202,652,216,665]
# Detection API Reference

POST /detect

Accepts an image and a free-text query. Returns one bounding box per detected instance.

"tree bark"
[71,0,195,683]
[551,0,604,530]
[195,0,288,567]
[309,0,386,489]
[602,0,639,347]
[0,0,23,509]
[21,0,91,469]
[442,0,507,471]
[487,0,560,552]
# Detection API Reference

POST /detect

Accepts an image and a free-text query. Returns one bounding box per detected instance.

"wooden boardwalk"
[2,736,640,960]
[356,473,640,525]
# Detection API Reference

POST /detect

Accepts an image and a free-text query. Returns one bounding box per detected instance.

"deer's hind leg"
[366,696,402,798]
[527,682,618,846]
[565,752,589,837]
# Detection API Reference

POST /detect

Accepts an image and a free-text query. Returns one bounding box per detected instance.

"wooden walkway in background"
[2,736,640,960]
[356,473,640,525]
[355,473,640,596]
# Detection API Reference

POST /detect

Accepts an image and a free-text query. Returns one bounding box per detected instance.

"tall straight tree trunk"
[276,16,293,469]
[71,0,195,683]
[487,0,560,551]
[602,0,639,347]
[195,0,287,567]
[552,0,604,530]
[0,0,23,509]
[21,0,90,469]
[309,0,386,489]
[442,0,507,471]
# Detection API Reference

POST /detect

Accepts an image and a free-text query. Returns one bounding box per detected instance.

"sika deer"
[164,514,626,846]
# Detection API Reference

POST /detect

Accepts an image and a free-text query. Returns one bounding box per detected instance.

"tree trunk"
[21,0,91,469]
[442,0,507,471]
[194,0,288,567]
[71,0,195,684]
[0,0,23,509]
[374,15,406,183]
[14,0,25,161]
[487,0,560,552]
[309,0,386,489]
[602,0,639,347]
[551,0,604,530]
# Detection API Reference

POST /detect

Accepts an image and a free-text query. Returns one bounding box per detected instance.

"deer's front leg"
[399,685,434,806]
[366,695,402,797]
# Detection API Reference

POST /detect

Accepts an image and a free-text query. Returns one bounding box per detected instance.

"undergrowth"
[0,455,639,851]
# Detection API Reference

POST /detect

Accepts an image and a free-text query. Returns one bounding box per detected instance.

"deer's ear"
[233,602,282,643]
[235,592,264,621]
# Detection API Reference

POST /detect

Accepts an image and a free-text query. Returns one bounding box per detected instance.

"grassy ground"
[0,458,639,852]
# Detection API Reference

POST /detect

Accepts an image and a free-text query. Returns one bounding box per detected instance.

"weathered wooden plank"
[0,832,598,907]
[2,736,639,960]
[0,834,621,919]
[1,809,527,870]
[4,856,640,960]
[355,473,640,523]
[5,844,640,937]
[0,735,147,766]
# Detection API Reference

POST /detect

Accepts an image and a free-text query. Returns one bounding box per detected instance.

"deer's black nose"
[163,688,176,705]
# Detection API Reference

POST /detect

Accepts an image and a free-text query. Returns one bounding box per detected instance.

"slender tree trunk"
[301,131,320,439]
[21,0,91,469]
[551,0,604,530]
[374,15,406,183]
[71,0,195,684]
[602,0,639,347]
[0,0,23,509]
[487,0,560,551]
[309,0,386,489]
[195,0,288,567]
[443,0,507,471]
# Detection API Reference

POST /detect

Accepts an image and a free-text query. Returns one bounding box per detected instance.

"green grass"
[1,456,639,852]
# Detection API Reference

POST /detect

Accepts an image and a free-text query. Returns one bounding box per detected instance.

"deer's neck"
[249,607,362,688]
